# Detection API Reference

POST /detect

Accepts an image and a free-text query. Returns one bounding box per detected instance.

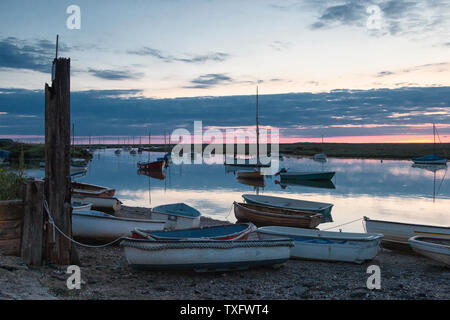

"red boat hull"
[137,160,165,171]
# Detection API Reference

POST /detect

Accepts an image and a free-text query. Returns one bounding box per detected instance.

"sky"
[0,0,449,143]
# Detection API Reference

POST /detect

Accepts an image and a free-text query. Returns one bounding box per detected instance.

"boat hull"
[236,170,263,179]
[280,171,335,181]
[121,238,293,272]
[72,182,116,198]
[364,217,450,248]
[257,226,383,263]
[72,211,166,242]
[242,194,334,219]
[234,202,322,228]
[72,195,122,212]
[137,160,165,171]
[408,235,450,266]
[132,223,256,241]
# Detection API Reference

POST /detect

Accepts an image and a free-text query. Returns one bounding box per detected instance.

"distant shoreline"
[2,140,449,161]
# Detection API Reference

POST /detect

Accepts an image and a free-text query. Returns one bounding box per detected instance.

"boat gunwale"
[363,216,449,229]
[72,211,166,224]
[242,194,334,211]
[234,202,322,220]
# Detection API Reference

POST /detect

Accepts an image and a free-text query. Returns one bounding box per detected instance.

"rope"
[43,200,125,248]
[321,217,364,231]
[225,203,234,220]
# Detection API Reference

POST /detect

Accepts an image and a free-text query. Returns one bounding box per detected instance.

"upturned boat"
[408,235,450,266]
[132,223,257,241]
[257,226,383,263]
[234,202,322,228]
[72,210,166,242]
[72,194,122,213]
[363,217,450,248]
[151,203,201,229]
[242,194,334,217]
[120,237,293,272]
[72,181,116,197]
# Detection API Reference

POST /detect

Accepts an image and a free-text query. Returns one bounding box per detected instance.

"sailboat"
[137,132,165,171]
[236,87,264,180]
[314,134,327,162]
[412,124,447,165]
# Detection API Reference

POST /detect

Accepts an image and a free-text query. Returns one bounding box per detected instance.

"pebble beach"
[0,206,448,300]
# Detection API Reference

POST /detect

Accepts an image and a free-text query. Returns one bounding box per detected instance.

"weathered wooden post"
[44,56,78,265]
[21,180,45,265]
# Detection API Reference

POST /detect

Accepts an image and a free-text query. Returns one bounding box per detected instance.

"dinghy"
[71,202,93,211]
[242,194,334,217]
[364,217,449,248]
[151,203,201,229]
[408,235,450,266]
[132,223,257,241]
[236,170,263,179]
[257,226,383,263]
[72,195,122,213]
[137,160,165,171]
[234,202,322,228]
[277,169,335,181]
[121,237,293,272]
[72,181,116,197]
[72,210,166,242]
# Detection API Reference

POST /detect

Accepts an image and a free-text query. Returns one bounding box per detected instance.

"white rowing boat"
[72,210,166,242]
[363,217,449,247]
[72,195,122,212]
[151,203,201,230]
[121,238,293,272]
[242,194,334,216]
[408,235,450,266]
[257,226,383,263]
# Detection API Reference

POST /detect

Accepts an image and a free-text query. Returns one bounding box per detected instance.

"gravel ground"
[0,206,448,300]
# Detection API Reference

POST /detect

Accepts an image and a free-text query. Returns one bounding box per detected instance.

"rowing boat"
[137,160,165,171]
[151,203,201,229]
[408,235,450,266]
[278,170,335,181]
[72,181,116,197]
[363,216,449,248]
[71,194,122,213]
[72,210,166,242]
[234,202,322,228]
[236,170,263,179]
[132,223,257,241]
[257,226,383,263]
[242,194,334,217]
[71,202,93,211]
[121,237,293,272]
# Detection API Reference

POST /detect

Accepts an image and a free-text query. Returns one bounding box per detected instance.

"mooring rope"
[43,200,125,248]
[321,217,364,231]
[224,202,234,220]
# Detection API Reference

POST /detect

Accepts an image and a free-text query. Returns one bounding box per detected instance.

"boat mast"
[256,86,259,168]
[433,123,436,154]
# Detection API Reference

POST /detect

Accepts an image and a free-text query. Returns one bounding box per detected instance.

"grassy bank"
[0,140,92,161]
[78,142,450,160]
[278,143,450,160]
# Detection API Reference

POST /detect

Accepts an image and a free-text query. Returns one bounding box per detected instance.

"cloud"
[128,47,230,64]
[269,40,292,51]
[184,73,233,89]
[0,37,74,73]
[88,68,144,80]
[1,86,449,138]
[308,0,450,37]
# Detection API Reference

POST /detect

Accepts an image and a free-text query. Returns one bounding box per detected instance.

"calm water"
[27,149,450,232]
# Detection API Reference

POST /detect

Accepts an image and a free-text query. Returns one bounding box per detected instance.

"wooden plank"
[21,181,44,266]
[0,220,22,239]
[0,239,21,256]
[0,200,23,221]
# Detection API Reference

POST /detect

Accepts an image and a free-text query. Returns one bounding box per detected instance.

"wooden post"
[44,57,77,265]
[21,180,44,266]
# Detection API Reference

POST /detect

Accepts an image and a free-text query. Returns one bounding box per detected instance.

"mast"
[256,86,259,167]
[433,123,436,154]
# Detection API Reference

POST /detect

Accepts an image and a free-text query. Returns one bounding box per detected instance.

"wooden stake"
[44,57,77,265]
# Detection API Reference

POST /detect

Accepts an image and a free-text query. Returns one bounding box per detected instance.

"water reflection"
[26,149,449,232]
